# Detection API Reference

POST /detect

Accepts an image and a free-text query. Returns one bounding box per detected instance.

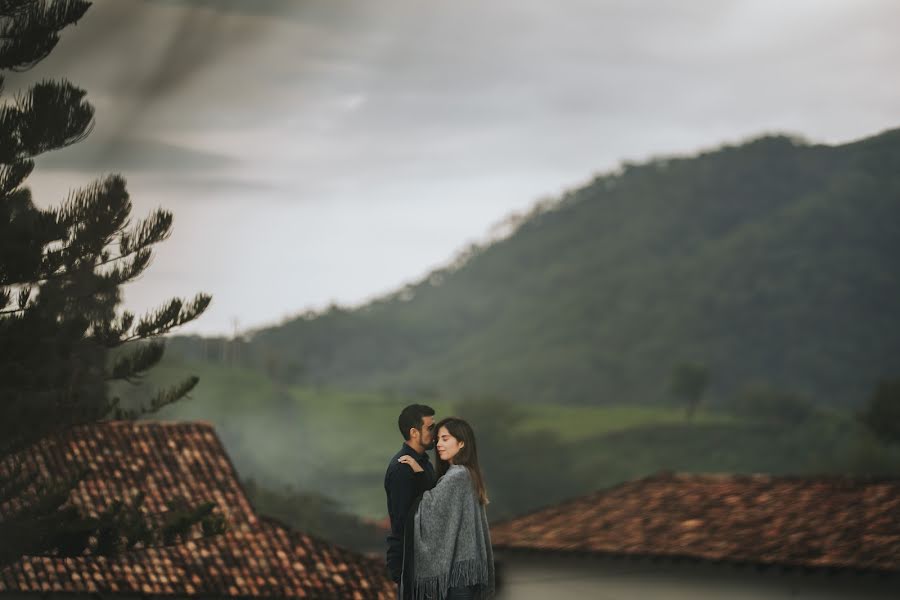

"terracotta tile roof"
[490,471,900,574]
[0,421,394,599]
[0,421,255,531]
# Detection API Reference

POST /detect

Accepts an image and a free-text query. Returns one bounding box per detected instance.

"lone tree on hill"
[1,0,221,565]
[669,362,710,420]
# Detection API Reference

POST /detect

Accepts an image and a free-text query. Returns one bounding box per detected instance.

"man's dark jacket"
[384,443,436,584]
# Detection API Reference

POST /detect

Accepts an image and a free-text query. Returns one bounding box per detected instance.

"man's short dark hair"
[398,404,435,440]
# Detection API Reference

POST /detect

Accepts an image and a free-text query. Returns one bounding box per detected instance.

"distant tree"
[669,362,710,420]
[0,0,219,565]
[858,378,900,445]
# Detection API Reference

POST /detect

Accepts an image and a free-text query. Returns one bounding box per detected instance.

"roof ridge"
[651,471,900,484]
[491,471,900,574]
[492,470,900,527]
[92,419,218,428]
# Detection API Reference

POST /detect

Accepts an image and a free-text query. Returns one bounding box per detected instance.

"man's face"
[419,416,436,450]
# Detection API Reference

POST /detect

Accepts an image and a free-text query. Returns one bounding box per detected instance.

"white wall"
[494,552,900,600]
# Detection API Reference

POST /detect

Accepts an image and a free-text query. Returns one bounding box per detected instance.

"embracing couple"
[384,404,495,600]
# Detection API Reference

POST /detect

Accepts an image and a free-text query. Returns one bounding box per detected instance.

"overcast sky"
[10,0,900,335]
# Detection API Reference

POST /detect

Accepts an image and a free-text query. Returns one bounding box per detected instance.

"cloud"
[35,136,236,173]
[9,0,900,334]
[139,0,297,16]
[4,0,283,137]
[138,0,364,27]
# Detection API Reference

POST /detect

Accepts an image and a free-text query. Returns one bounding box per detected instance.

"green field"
[118,359,897,520]
[514,404,736,440]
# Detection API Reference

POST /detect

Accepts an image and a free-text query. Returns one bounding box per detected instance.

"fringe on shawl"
[412,557,490,600]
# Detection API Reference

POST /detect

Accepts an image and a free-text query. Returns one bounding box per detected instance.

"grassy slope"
[118,359,894,519]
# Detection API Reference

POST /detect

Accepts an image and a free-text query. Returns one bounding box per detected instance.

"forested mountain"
[175,129,900,407]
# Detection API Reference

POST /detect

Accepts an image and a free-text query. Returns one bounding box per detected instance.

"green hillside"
[120,359,897,521]
[176,129,900,407]
[121,359,728,517]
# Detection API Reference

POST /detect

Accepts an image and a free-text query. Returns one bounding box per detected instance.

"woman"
[397,417,495,600]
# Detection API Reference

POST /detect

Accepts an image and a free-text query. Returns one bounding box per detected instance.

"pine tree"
[1,0,222,565]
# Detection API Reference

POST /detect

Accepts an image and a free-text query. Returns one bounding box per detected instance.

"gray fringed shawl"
[409,465,494,600]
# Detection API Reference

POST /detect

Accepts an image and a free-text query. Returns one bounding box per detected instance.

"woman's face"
[436,426,464,463]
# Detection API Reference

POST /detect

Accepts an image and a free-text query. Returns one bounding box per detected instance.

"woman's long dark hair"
[434,417,489,505]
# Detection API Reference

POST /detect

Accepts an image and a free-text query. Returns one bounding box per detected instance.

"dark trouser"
[399,584,477,600]
[446,585,477,600]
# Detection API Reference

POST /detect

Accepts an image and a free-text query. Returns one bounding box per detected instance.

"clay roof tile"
[0,421,393,599]
[491,471,900,573]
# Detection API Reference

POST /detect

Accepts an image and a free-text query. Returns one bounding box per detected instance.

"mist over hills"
[174,128,900,407]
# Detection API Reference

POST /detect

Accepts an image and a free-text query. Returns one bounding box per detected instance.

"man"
[384,404,437,594]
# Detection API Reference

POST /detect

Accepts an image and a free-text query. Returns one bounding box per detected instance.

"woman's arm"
[414,468,468,548]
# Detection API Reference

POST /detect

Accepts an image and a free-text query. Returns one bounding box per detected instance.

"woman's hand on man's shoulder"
[397,455,424,473]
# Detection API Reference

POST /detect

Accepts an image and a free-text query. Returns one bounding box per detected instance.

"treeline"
[172,128,900,408]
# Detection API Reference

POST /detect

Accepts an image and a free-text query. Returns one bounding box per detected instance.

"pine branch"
[113,375,200,419]
[4,79,94,160]
[119,208,173,255]
[95,247,152,287]
[119,293,212,343]
[15,285,30,307]
[201,511,228,536]
[0,266,67,288]
[148,375,200,412]
[0,468,90,523]
[0,160,34,194]
[0,287,12,310]
[0,1,91,72]
[105,340,164,382]
[0,1,37,18]
[90,247,153,270]
[55,175,130,266]
[114,492,154,552]
[0,186,64,288]
[91,309,133,346]
[3,204,174,289]
[24,467,89,518]
[161,498,215,545]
